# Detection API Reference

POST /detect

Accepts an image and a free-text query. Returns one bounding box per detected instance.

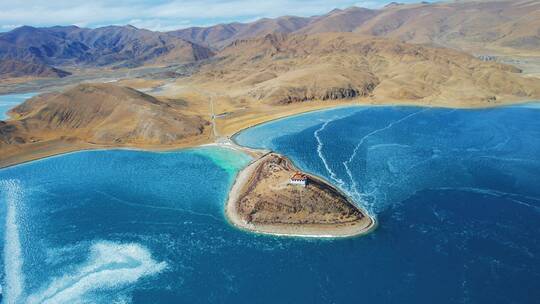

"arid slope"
[353,0,540,56]
[0,83,211,166]
[187,32,540,106]
[0,25,215,80]
[171,0,540,57]
[0,59,71,79]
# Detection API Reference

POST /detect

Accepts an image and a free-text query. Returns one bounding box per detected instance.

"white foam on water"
[1,180,25,304]
[342,109,427,214]
[314,119,347,189]
[313,117,379,217]
[26,241,167,304]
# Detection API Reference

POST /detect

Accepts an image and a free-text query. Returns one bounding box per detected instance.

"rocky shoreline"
[225,152,375,238]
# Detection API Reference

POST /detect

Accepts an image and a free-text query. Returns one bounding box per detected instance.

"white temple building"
[290,172,308,187]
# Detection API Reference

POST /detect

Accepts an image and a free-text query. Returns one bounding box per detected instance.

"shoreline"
[2,101,368,169]
[4,98,533,170]
[0,137,214,170]
[218,99,532,141]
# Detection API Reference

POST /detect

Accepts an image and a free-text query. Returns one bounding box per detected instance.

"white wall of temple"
[290,179,307,186]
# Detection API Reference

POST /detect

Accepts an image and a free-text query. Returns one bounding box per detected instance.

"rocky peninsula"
[226,152,375,237]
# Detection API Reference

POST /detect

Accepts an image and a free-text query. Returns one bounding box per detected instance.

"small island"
[226,153,375,237]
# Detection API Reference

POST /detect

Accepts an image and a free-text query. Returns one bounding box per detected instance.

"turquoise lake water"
[1,105,539,303]
[0,93,37,120]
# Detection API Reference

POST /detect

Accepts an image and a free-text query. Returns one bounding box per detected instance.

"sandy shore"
[0,97,355,169]
[0,135,213,169]
[1,92,532,170]
[225,151,376,238]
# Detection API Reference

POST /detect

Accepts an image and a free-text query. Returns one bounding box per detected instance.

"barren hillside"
[1,83,210,148]
[0,59,70,79]
[0,25,215,79]
[170,0,540,57]
[186,32,540,106]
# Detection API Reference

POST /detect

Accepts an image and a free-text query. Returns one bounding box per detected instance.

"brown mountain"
[187,32,540,106]
[0,59,71,79]
[3,0,535,78]
[0,25,214,70]
[296,7,379,35]
[1,83,210,147]
[170,0,539,56]
[353,0,540,55]
[169,16,312,49]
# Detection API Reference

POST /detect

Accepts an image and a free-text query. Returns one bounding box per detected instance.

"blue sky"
[0,0,429,32]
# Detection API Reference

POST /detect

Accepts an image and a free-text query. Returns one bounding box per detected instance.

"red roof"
[291,172,308,180]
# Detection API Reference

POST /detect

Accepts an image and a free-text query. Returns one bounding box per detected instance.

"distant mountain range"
[0,25,214,78]
[0,0,538,80]
[169,0,540,53]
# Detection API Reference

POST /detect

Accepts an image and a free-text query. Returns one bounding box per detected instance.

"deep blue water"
[0,93,37,120]
[1,105,540,303]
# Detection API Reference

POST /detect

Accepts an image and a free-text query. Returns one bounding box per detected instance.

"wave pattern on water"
[0,148,248,303]
[237,106,540,218]
[1,108,539,303]
[1,180,167,304]
[314,118,347,189]
[342,109,428,214]
[26,241,167,304]
[1,180,25,304]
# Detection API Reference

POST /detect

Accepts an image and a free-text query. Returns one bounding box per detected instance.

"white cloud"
[354,1,383,9]
[0,24,22,30]
[126,19,194,32]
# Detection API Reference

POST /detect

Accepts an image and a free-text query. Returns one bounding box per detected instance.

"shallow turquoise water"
[0,93,37,120]
[1,105,539,303]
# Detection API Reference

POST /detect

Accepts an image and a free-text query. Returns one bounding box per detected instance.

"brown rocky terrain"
[170,0,540,57]
[169,16,312,49]
[226,153,374,237]
[0,83,211,167]
[185,32,540,106]
[3,1,538,83]
[0,25,215,80]
[167,6,383,48]
[0,59,70,79]
[353,0,540,56]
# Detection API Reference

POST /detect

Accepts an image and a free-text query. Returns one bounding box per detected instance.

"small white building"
[290,172,308,187]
